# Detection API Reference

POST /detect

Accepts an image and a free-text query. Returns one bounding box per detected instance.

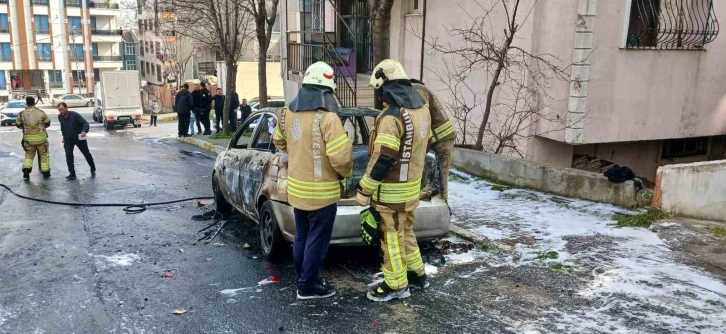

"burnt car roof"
[255,107,380,118]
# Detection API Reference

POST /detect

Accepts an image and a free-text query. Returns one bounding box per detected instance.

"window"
[125,60,137,70]
[0,14,9,33]
[71,70,85,87]
[662,137,709,159]
[154,42,161,54]
[0,71,5,90]
[140,61,145,75]
[272,14,281,33]
[411,0,421,13]
[151,64,156,75]
[125,43,136,56]
[233,115,263,148]
[140,41,145,55]
[70,43,84,61]
[48,70,63,88]
[146,62,151,75]
[0,43,11,62]
[156,64,162,82]
[90,16,97,30]
[68,16,82,34]
[35,15,49,34]
[626,0,719,50]
[251,115,277,151]
[92,43,98,56]
[37,43,52,61]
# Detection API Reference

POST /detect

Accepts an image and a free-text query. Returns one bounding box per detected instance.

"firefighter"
[357,59,432,302]
[410,79,456,201]
[16,96,51,179]
[272,62,353,300]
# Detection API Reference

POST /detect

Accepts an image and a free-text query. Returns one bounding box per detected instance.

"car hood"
[1,108,25,114]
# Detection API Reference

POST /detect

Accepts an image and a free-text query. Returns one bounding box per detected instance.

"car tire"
[86,101,93,107]
[259,201,287,262]
[103,119,113,130]
[92,114,98,123]
[213,174,233,215]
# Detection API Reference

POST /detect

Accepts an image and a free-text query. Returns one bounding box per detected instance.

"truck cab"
[93,71,144,130]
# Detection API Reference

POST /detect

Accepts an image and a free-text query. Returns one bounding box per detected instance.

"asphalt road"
[0,121,527,334]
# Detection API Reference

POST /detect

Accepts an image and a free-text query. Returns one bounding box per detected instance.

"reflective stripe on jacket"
[359,104,431,211]
[16,107,50,144]
[272,107,354,211]
[412,82,455,145]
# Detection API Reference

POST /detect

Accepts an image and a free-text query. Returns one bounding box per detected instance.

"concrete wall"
[653,160,726,221]
[452,147,646,208]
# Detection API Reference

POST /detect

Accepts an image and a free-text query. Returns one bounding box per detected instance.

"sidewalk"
[176,132,230,155]
[141,113,179,123]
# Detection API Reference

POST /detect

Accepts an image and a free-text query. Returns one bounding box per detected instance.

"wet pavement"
[1,116,725,333]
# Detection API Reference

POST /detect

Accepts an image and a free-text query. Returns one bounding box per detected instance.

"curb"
[141,115,179,123]
[177,136,226,155]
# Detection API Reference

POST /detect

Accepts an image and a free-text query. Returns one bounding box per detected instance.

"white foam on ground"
[91,253,140,270]
[447,171,726,333]
[220,287,256,297]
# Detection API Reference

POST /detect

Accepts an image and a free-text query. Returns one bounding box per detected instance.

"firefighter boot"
[42,171,51,179]
[407,271,429,290]
[22,168,31,180]
[367,282,411,302]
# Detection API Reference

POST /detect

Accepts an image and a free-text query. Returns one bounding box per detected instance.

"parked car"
[237,97,286,121]
[51,94,94,108]
[213,107,451,261]
[0,100,27,126]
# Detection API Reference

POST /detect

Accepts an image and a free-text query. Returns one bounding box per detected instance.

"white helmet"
[303,62,336,92]
[369,59,409,89]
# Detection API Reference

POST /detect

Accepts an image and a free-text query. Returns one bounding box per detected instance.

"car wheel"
[212,174,233,215]
[92,114,98,123]
[259,201,287,262]
[86,101,93,107]
[103,119,113,130]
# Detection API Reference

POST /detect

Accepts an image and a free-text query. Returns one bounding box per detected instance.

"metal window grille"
[311,0,324,31]
[626,0,719,50]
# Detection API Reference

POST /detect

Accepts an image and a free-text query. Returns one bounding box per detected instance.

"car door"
[63,95,80,107]
[223,114,264,212]
[237,113,278,218]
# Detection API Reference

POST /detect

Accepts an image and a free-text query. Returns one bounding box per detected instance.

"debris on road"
[435,240,475,255]
[213,243,225,247]
[178,248,185,253]
[243,243,251,249]
[172,307,187,315]
[162,270,175,278]
[258,275,281,286]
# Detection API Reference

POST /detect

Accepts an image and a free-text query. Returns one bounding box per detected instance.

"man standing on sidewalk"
[57,102,96,180]
[272,62,353,300]
[239,98,252,122]
[175,84,193,137]
[192,82,212,135]
[212,88,225,134]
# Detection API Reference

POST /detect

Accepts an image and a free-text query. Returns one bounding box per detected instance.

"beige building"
[0,0,124,101]
[280,0,726,183]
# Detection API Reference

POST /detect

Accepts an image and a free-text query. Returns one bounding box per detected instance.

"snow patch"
[91,253,140,270]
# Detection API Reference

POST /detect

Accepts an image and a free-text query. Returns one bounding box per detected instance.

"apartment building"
[0,0,123,101]
[280,0,726,182]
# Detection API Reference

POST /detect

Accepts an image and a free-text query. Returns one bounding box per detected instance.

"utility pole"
[70,26,84,96]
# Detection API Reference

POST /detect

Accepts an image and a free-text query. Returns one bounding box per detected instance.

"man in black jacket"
[192,82,212,135]
[175,84,193,137]
[229,90,240,132]
[58,102,95,180]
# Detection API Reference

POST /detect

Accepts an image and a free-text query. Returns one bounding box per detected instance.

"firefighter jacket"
[358,104,432,211]
[16,107,51,144]
[273,108,354,211]
[411,81,455,145]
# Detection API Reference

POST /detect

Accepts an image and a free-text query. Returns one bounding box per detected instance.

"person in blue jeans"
[189,112,197,135]
[212,88,225,133]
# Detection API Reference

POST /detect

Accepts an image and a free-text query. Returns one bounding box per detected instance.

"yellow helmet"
[302,62,337,91]
[369,59,409,89]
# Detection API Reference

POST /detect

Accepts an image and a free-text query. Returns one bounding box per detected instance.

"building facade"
[121,28,138,71]
[0,0,123,102]
[280,0,726,183]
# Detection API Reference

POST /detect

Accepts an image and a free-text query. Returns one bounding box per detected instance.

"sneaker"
[297,283,336,300]
[66,174,77,180]
[367,282,411,302]
[91,168,96,177]
[407,272,429,290]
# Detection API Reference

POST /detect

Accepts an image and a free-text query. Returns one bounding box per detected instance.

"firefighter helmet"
[369,59,409,89]
[302,62,337,92]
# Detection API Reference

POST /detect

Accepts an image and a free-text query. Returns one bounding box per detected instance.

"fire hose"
[0,183,214,214]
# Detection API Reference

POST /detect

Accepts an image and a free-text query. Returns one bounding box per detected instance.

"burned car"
[212,107,451,260]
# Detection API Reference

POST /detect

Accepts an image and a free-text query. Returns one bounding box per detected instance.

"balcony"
[91,29,122,36]
[38,55,52,62]
[49,81,64,88]
[0,56,11,62]
[0,28,8,34]
[93,56,122,62]
[31,0,49,5]
[64,0,82,7]
[89,2,119,9]
[36,28,50,34]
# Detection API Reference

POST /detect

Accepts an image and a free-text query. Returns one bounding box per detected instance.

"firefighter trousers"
[376,205,425,291]
[22,140,50,173]
[432,139,454,201]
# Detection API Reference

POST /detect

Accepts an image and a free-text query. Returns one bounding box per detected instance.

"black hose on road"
[0,183,214,214]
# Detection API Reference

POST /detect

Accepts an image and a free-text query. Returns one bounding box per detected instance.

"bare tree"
[369,0,395,65]
[160,33,197,88]
[430,59,482,147]
[164,0,255,135]
[430,0,571,151]
[242,0,281,108]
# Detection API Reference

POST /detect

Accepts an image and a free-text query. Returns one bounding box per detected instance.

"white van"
[93,71,143,130]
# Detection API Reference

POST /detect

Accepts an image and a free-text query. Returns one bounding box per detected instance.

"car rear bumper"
[270,197,451,245]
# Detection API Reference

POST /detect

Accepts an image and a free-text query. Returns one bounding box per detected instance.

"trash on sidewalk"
[172,307,188,315]
[162,270,175,278]
[258,274,281,286]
